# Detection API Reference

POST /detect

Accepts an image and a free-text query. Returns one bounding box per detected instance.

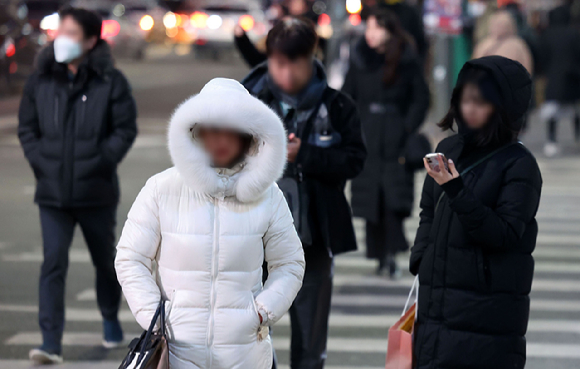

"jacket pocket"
[164,290,176,339]
[251,294,261,326]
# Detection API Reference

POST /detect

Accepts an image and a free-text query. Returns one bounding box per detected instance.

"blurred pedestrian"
[18,6,137,364]
[234,0,323,69]
[116,78,305,369]
[502,2,540,74]
[342,8,429,278]
[472,0,498,45]
[378,0,428,64]
[411,56,542,369]
[539,5,580,157]
[473,10,533,74]
[242,17,366,369]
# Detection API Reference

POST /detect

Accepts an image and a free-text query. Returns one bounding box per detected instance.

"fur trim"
[168,78,287,202]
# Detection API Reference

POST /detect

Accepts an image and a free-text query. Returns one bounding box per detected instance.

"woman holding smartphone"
[342,8,429,277]
[411,56,542,369]
[115,78,305,368]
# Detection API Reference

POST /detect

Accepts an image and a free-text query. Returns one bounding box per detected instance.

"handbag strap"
[136,299,165,365]
[459,141,521,177]
[433,141,522,213]
[402,276,419,316]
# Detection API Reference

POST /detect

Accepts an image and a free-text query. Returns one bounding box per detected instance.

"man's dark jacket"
[18,41,137,208]
[242,62,367,255]
[410,56,542,369]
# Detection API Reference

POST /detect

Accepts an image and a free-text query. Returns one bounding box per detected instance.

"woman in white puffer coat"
[115,78,305,369]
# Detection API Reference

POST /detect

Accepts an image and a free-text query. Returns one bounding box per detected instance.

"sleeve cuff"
[441,177,464,199]
[258,309,269,326]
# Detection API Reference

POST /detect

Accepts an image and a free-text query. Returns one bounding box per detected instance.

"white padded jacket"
[115,78,305,369]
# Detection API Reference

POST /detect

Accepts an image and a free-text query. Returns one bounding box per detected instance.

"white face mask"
[53,35,83,64]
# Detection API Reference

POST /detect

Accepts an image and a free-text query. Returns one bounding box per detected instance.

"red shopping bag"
[385,276,418,369]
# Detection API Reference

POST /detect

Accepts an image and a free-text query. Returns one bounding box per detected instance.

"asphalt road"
[1,52,580,369]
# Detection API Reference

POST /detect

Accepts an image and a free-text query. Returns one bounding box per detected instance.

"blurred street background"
[1,0,580,368]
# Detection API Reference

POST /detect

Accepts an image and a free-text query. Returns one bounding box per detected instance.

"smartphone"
[425,153,449,173]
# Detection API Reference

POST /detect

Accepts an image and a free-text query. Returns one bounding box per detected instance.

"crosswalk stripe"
[6,332,580,359]
[0,362,379,369]
[2,304,579,331]
[0,361,121,369]
[335,256,580,273]
[4,250,580,276]
[331,275,580,292]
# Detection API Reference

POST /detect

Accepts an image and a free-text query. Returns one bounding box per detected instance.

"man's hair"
[266,17,318,60]
[59,6,103,40]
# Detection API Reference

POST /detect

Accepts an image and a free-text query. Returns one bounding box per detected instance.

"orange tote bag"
[385,276,418,369]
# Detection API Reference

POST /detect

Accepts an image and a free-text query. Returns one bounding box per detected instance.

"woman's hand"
[423,155,459,185]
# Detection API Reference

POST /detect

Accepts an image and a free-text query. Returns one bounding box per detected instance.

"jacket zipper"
[76,95,87,136]
[54,96,59,131]
[207,197,220,368]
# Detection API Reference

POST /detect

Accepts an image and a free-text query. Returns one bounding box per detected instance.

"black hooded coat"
[342,39,429,221]
[18,41,137,208]
[410,56,542,369]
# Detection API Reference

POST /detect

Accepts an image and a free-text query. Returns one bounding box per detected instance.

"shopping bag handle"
[402,276,419,316]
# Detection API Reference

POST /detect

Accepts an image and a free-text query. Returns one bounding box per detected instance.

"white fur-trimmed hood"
[167,78,287,202]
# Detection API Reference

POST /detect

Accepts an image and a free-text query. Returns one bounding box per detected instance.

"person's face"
[365,16,390,50]
[288,0,308,15]
[460,83,495,130]
[57,16,97,54]
[268,53,313,95]
[198,128,244,168]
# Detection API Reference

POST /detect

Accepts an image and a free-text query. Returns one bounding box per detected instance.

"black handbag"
[403,133,431,170]
[119,300,169,369]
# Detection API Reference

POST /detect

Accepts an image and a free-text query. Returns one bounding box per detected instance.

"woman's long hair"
[369,8,415,85]
[438,69,518,147]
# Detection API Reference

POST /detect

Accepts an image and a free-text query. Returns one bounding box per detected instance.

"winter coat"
[242,62,367,255]
[539,5,580,103]
[342,39,429,220]
[115,78,305,369]
[18,41,137,207]
[410,57,542,369]
[472,11,534,74]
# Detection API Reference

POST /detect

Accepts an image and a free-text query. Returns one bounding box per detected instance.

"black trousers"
[38,205,121,353]
[288,246,334,369]
[365,209,408,262]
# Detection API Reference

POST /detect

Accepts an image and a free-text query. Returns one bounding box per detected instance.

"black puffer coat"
[410,57,542,369]
[18,41,137,207]
[342,39,429,221]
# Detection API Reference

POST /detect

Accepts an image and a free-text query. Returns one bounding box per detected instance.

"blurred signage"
[423,0,463,34]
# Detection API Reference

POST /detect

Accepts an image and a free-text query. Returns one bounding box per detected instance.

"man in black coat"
[539,5,580,156]
[18,7,137,364]
[410,56,542,369]
[242,17,366,369]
